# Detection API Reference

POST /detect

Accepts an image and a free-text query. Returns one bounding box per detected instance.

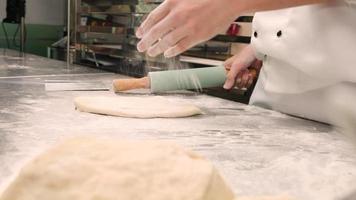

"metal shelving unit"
[72,0,167,77]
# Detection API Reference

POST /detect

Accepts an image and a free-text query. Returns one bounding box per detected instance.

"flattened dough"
[0,137,235,200]
[74,96,202,118]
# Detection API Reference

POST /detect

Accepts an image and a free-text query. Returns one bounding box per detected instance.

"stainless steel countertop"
[1,50,356,200]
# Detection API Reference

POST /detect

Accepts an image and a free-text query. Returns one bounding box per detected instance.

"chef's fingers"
[245,62,261,89]
[249,68,257,79]
[136,2,170,39]
[225,67,231,74]
[252,59,263,70]
[235,71,244,89]
[224,45,258,90]
[224,60,247,90]
[240,68,256,89]
[225,62,232,72]
[146,28,187,57]
[164,37,195,58]
[137,14,178,53]
[239,70,251,89]
[246,73,254,89]
[224,55,238,71]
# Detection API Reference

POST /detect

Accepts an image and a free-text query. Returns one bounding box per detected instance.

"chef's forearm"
[235,0,334,13]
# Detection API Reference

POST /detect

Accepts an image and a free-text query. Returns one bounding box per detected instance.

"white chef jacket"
[250,1,356,124]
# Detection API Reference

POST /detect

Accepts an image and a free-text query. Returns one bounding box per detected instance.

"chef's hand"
[136,0,330,58]
[136,0,241,58]
[224,45,262,90]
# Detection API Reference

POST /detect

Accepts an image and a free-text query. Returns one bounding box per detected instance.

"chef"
[136,0,356,125]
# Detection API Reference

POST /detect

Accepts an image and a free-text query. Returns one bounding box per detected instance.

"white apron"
[250,1,356,124]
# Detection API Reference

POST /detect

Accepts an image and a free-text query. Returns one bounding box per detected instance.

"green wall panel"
[0,23,64,57]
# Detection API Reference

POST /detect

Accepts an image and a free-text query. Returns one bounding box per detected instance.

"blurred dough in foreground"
[0,137,234,200]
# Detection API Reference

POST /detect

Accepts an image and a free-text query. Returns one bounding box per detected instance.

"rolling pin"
[112,66,226,93]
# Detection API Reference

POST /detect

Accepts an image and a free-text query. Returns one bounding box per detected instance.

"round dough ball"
[0,137,235,200]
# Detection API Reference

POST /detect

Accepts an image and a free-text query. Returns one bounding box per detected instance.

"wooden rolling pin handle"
[112,77,150,92]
